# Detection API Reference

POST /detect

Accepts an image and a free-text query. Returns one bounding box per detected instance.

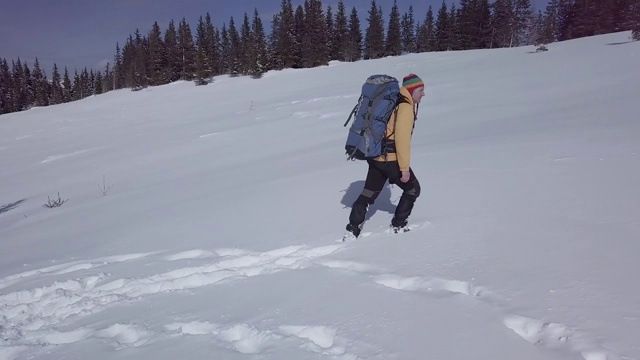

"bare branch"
[43,192,68,208]
[98,175,115,196]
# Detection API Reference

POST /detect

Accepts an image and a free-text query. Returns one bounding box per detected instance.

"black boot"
[343,223,362,240]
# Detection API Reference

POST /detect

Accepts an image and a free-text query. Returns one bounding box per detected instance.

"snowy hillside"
[1,32,639,360]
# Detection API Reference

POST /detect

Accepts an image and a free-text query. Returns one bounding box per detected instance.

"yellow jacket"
[373,86,416,171]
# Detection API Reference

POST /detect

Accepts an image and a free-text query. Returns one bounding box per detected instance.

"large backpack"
[344,74,402,161]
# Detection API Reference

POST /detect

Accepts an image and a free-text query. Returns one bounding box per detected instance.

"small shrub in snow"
[194,78,209,86]
[98,175,115,196]
[43,193,68,208]
[536,44,549,52]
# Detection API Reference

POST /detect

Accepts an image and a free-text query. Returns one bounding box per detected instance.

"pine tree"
[0,58,12,114]
[228,17,242,76]
[296,5,310,67]
[164,20,181,82]
[89,70,95,95]
[50,63,63,105]
[534,11,551,49]
[62,67,72,102]
[95,71,104,95]
[514,0,534,45]
[333,2,350,61]
[23,61,33,109]
[178,18,196,80]
[557,0,576,41]
[83,68,92,97]
[24,62,34,109]
[457,0,473,49]
[540,0,559,42]
[477,0,493,48]
[204,13,220,77]
[617,0,636,32]
[71,70,81,100]
[347,7,363,61]
[575,0,610,37]
[302,0,329,67]
[121,29,149,89]
[78,69,86,97]
[271,0,297,69]
[62,67,78,102]
[240,13,258,76]
[240,13,253,74]
[364,0,385,59]
[112,43,123,89]
[31,59,48,107]
[195,16,211,85]
[326,5,337,60]
[456,0,490,49]
[267,14,280,69]
[212,24,223,75]
[132,29,148,89]
[595,0,615,33]
[148,21,165,85]
[435,1,449,51]
[416,7,436,52]
[401,6,416,53]
[12,60,28,111]
[219,24,231,74]
[385,0,402,56]
[532,10,547,49]
[629,0,640,39]
[103,63,113,93]
[251,8,269,77]
[447,3,460,50]
[121,36,135,88]
[294,5,305,68]
[491,0,516,47]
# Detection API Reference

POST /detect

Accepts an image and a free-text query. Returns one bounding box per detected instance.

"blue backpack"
[344,74,403,161]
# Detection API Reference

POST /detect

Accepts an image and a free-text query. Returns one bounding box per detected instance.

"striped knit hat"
[402,73,424,96]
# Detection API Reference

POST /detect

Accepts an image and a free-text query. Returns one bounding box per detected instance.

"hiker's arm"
[395,103,415,172]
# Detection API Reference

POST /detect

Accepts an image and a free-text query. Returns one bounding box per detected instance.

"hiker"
[345,73,425,239]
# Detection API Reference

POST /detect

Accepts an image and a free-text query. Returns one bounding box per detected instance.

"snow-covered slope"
[1,32,639,360]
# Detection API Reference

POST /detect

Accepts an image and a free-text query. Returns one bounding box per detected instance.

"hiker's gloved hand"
[400,170,410,183]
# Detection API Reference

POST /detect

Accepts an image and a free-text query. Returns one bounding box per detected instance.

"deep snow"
[1,31,639,360]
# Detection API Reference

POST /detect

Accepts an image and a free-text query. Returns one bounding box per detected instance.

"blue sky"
[1,0,549,75]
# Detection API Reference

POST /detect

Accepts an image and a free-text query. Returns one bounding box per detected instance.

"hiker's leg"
[349,161,388,227]
[390,168,421,227]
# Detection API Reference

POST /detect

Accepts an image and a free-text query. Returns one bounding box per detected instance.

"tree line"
[1,0,639,115]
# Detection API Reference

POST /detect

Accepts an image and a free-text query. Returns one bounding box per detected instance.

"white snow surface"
[1,32,639,360]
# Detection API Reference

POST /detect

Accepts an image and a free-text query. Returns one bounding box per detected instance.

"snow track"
[0,231,619,360]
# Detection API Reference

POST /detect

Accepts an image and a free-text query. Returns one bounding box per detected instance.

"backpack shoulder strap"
[397,92,410,105]
[386,92,411,140]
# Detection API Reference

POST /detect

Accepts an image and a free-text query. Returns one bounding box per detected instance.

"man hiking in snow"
[344,73,425,239]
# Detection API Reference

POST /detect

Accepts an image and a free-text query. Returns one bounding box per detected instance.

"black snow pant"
[349,159,421,228]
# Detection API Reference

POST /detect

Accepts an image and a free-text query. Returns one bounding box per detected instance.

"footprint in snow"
[374,273,492,298]
[162,249,217,261]
[504,315,616,360]
[0,243,345,357]
[166,322,278,354]
[317,262,616,360]
[0,251,156,290]
[3,322,151,350]
[165,321,357,358]
[279,325,356,358]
